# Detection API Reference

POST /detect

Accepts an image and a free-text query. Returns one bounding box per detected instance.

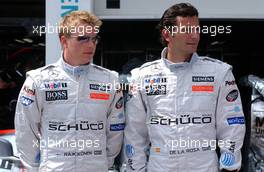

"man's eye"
[78,36,88,41]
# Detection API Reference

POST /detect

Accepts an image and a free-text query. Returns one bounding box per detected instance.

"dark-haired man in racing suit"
[124,3,245,172]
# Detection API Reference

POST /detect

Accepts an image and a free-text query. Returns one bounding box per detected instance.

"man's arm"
[15,76,41,172]
[106,78,125,168]
[216,68,246,171]
[124,71,149,172]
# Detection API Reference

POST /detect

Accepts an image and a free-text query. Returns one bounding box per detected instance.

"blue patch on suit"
[21,96,34,106]
[221,152,235,166]
[110,123,125,131]
[126,144,135,158]
[227,116,245,125]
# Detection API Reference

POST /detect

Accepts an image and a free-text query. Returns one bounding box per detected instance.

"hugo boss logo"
[46,90,68,101]
[226,90,238,102]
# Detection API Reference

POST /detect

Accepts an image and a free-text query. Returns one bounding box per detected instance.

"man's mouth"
[83,52,93,54]
[186,43,197,45]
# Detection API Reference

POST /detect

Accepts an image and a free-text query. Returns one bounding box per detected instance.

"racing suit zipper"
[74,74,81,172]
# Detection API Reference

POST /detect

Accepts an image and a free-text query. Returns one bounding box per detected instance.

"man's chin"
[188,48,197,54]
[83,56,93,63]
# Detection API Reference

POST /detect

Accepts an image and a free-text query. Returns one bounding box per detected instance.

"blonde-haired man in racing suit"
[124,3,245,172]
[15,11,125,172]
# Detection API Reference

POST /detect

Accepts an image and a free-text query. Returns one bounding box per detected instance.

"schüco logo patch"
[192,85,214,92]
[90,92,110,100]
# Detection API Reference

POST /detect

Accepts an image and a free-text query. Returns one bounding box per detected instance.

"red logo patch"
[90,92,110,100]
[192,85,214,92]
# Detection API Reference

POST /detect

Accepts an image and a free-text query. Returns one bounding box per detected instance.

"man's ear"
[60,35,68,49]
[162,28,171,43]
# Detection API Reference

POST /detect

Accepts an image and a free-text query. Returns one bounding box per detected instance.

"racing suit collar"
[59,55,90,76]
[161,47,198,71]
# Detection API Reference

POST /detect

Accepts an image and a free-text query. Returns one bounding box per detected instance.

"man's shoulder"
[196,56,231,69]
[91,63,118,78]
[128,59,162,80]
[138,59,162,71]
[27,63,58,77]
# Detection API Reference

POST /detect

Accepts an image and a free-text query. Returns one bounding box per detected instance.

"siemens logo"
[90,84,110,92]
[192,76,214,82]
[150,115,212,126]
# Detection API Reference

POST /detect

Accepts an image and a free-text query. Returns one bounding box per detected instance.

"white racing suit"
[124,48,245,172]
[15,57,125,172]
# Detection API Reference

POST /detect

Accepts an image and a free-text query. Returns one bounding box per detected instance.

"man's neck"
[167,51,192,63]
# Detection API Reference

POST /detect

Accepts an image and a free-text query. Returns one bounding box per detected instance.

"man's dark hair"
[158,3,199,46]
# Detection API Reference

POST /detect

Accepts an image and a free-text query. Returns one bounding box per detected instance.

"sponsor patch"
[118,113,124,119]
[128,158,135,170]
[94,150,102,155]
[226,90,238,102]
[146,85,166,95]
[256,117,264,127]
[115,97,123,109]
[126,144,135,158]
[110,123,125,131]
[154,147,161,153]
[225,80,236,86]
[221,152,235,167]
[150,64,162,72]
[150,114,212,126]
[20,96,34,106]
[23,86,35,96]
[89,83,110,92]
[46,90,68,101]
[48,69,60,77]
[90,92,110,100]
[228,141,236,153]
[224,105,241,113]
[48,121,104,131]
[145,77,167,84]
[44,82,67,89]
[35,153,40,163]
[192,76,214,82]
[192,85,214,92]
[227,116,245,125]
[64,151,92,157]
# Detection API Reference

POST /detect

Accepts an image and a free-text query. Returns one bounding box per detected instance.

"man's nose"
[190,31,200,39]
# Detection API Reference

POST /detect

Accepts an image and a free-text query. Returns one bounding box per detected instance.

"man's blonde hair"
[59,10,102,38]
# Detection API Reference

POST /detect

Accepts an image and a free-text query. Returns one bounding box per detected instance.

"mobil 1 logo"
[46,90,68,101]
